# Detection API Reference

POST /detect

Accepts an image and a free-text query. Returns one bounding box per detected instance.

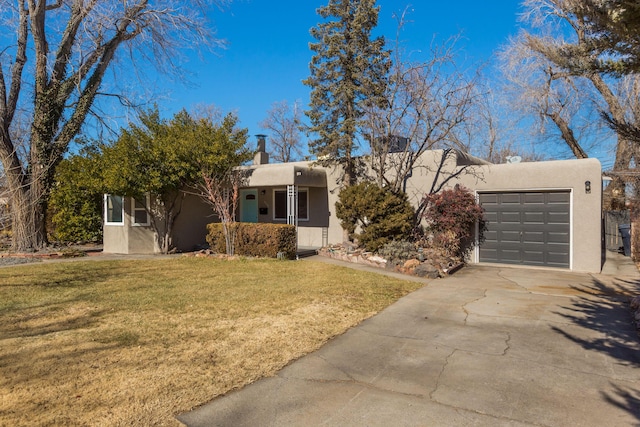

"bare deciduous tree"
[0,0,228,251]
[446,75,545,164]
[603,75,640,198]
[499,0,640,208]
[362,28,478,194]
[260,100,304,163]
[517,0,634,172]
[499,34,593,160]
[197,169,252,256]
[187,112,252,255]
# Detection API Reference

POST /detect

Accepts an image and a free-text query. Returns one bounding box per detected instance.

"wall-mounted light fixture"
[585,180,591,194]
[260,189,266,195]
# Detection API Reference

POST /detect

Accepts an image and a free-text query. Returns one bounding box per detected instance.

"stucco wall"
[127,225,156,254]
[456,158,602,273]
[172,194,213,252]
[103,223,127,253]
[102,152,602,272]
[103,196,156,254]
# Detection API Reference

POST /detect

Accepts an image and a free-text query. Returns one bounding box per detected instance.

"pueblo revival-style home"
[103,137,602,273]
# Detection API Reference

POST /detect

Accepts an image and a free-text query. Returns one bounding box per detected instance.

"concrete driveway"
[178,253,640,427]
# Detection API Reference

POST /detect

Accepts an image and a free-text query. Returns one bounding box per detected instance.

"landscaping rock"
[414,262,440,279]
[317,244,464,279]
[403,259,420,269]
[367,255,387,264]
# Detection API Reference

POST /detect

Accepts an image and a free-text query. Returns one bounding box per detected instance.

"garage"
[478,191,571,268]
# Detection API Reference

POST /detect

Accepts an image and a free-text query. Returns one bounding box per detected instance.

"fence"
[604,210,630,251]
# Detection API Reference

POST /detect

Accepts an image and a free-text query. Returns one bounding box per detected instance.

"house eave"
[237,162,327,188]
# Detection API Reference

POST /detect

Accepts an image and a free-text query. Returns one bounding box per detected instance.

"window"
[273,188,308,221]
[104,195,124,225]
[132,195,150,226]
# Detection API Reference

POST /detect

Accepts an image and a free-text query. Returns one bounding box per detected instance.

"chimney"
[253,134,269,165]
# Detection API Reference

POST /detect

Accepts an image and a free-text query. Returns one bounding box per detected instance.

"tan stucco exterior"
[459,159,602,273]
[103,150,602,272]
[172,193,215,251]
[395,151,602,272]
[103,196,157,254]
[103,193,211,254]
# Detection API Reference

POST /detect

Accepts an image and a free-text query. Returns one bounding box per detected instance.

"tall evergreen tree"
[304,0,390,186]
[576,0,640,74]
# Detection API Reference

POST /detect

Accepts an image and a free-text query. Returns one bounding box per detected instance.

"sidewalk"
[178,253,640,426]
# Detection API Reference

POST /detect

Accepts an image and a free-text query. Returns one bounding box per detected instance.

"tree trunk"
[588,73,632,207]
[589,73,633,171]
[151,192,183,254]
[548,111,588,159]
[1,142,49,251]
[9,185,48,252]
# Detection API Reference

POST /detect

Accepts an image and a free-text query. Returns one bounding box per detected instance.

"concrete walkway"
[178,253,640,427]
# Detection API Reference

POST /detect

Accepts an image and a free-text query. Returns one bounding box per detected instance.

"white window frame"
[104,194,124,226]
[273,187,309,222]
[131,195,151,226]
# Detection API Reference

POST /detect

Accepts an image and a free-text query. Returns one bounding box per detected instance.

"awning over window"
[237,162,327,188]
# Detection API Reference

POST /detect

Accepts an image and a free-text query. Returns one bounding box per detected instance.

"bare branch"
[362,30,480,193]
[260,100,304,163]
[0,0,230,251]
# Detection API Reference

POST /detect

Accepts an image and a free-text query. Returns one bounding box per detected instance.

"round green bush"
[335,182,414,252]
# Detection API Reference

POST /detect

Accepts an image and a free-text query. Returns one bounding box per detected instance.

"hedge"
[206,222,297,259]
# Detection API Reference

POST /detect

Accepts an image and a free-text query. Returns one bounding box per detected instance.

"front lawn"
[0,257,422,426]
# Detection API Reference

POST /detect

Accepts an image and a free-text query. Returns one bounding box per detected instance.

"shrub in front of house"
[421,185,485,259]
[48,153,104,244]
[335,182,415,253]
[206,223,297,259]
[377,240,419,266]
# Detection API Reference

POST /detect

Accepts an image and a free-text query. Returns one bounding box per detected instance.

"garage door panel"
[522,231,544,242]
[500,212,521,223]
[483,232,498,243]
[522,250,545,264]
[498,205,524,213]
[499,249,522,263]
[548,232,570,244]
[499,231,521,243]
[523,212,544,223]
[548,192,571,203]
[479,193,498,204]
[479,248,498,261]
[548,212,570,224]
[479,191,570,269]
[547,252,570,266]
[547,204,570,211]
[484,211,498,222]
[500,194,522,204]
[523,193,545,203]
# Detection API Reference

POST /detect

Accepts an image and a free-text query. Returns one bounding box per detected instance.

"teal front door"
[240,189,258,223]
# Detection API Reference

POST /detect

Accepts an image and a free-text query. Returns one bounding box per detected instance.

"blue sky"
[160,1,524,139]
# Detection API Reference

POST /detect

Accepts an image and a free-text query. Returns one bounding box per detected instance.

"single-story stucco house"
[103,143,602,273]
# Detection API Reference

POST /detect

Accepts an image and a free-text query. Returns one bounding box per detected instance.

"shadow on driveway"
[551,275,640,423]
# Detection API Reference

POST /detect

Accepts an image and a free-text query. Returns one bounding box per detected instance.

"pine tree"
[304,0,390,186]
[582,0,640,74]
[546,0,640,74]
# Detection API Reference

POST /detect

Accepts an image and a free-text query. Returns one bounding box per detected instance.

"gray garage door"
[479,191,571,268]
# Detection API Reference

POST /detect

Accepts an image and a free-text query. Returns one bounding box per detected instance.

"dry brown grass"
[0,257,423,426]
